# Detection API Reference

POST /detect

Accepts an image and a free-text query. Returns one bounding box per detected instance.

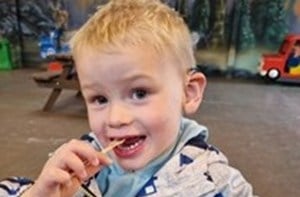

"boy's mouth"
[110,135,146,157]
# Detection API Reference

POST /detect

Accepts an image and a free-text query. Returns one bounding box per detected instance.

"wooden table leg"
[43,88,62,111]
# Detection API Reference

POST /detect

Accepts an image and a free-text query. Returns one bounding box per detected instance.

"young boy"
[1,0,254,196]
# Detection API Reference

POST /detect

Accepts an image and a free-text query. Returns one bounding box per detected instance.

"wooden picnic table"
[32,54,81,111]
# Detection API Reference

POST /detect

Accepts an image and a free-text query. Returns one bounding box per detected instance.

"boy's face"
[76,46,186,171]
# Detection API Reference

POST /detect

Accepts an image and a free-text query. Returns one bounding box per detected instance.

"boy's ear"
[183,71,206,115]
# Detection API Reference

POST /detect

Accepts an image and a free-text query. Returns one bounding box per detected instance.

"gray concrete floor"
[0,69,299,197]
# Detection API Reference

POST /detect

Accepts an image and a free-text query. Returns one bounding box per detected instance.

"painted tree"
[171,0,196,24]
[187,0,210,48]
[209,0,226,48]
[250,0,264,43]
[235,0,255,51]
[251,0,288,47]
[189,0,210,34]
[174,0,185,16]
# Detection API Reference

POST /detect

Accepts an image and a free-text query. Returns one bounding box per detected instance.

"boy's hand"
[22,139,112,197]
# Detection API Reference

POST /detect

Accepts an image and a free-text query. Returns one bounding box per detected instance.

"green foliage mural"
[168,0,292,74]
[189,0,210,37]
[1,0,298,76]
[209,0,226,48]
[236,0,255,51]
[251,0,288,48]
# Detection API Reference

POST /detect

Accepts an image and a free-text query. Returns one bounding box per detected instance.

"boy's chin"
[117,160,147,172]
[115,157,151,172]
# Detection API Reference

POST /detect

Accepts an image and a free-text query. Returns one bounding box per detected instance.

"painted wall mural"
[0,1,54,41]
[0,0,299,77]
[164,0,300,76]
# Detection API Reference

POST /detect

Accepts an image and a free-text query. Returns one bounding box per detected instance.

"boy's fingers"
[37,168,72,188]
[61,173,82,197]
[60,153,88,180]
[67,139,100,166]
[53,141,112,180]
[66,139,113,166]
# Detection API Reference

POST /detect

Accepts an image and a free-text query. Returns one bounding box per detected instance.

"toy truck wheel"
[267,68,280,80]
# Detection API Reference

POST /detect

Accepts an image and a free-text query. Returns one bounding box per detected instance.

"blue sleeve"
[0,177,33,196]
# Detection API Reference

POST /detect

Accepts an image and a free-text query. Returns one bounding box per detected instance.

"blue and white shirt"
[0,118,255,197]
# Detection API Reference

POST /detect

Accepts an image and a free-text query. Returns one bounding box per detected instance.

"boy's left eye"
[132,89,147,100]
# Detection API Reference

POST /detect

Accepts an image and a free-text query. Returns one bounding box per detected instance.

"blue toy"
[38,28,69,59]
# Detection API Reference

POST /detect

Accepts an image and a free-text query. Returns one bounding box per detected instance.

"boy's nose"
[107,102,132,128]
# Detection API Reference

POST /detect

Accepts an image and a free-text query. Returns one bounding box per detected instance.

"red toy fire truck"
[259,34,300,82]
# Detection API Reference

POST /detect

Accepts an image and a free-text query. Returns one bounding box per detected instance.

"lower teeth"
[120,140,141,150]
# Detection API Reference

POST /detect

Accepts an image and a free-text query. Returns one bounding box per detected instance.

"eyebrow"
[121,73,154,83]
[81,82,102,91]
[81,74,154,90]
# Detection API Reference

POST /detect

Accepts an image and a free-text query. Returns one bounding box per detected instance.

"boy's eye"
[132,89,147,100]
[94,95,108,105]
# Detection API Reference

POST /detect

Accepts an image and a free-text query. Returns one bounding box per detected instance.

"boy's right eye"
[93,95,108,105]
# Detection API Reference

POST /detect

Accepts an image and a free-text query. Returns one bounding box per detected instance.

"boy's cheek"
[87,111,105,134]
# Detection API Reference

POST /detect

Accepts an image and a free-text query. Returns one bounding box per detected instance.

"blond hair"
[70,0,195,70]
